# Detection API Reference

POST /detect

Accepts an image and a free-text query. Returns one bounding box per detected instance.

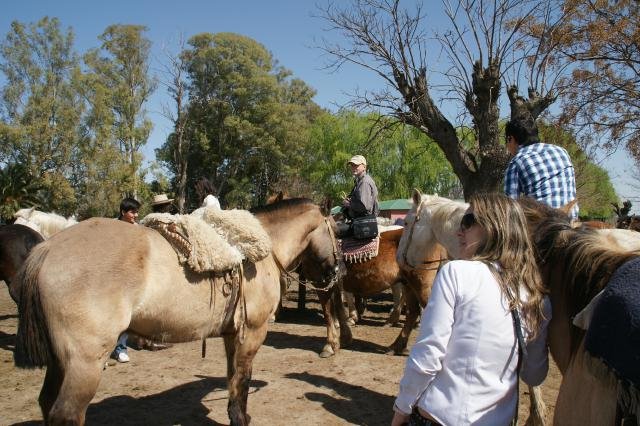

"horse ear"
[412,188,422,206]
[320,197,332,216]
[559,199,578,217]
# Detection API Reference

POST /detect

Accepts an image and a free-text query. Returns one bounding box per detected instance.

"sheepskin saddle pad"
[142,208,271,273]
[340,236,379,264]
[584,256,640,390]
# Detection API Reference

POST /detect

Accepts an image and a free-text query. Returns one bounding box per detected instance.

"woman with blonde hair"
[392,193,550,426]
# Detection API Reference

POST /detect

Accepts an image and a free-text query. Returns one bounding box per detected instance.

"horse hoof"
[319,345,336,358]
[386,347,409,356]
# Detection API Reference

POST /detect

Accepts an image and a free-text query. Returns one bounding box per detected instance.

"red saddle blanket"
[340,236,379,263]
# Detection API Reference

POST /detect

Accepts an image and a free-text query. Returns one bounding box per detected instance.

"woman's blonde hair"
[468,193,547,339]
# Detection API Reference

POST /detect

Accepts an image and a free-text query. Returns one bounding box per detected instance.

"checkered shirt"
[504,142,579,220]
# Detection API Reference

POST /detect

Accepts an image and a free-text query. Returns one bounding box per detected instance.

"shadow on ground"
[286,371,394,425]
[11,375,268,426]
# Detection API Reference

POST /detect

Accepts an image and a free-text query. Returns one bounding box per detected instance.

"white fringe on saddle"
[143,208,271,273]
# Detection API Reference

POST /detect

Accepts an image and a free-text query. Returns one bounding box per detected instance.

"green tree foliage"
[540,123,618,219]
[304,111,461,205]
[0,162,45,221]
[84,24,156,199]
[0,17,82,214]
[157,33,320,209]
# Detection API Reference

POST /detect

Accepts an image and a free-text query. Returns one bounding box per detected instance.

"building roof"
[378,199,413,211]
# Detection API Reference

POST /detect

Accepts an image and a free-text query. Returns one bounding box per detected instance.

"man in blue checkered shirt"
[504,117,579,220]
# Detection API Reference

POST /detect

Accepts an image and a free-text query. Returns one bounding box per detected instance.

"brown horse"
[521,199,640,425]
[0,224,44,303]
[321,228,408,358]
[14,198,342,426]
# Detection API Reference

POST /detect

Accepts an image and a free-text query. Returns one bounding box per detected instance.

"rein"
[401,203,446,271]
[273,217,341,293]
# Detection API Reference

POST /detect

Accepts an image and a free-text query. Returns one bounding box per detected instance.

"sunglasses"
[460,213,477,231]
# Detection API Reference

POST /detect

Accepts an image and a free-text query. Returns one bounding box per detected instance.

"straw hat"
[151,194,174,206]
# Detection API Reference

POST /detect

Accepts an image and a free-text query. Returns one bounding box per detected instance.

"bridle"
[401,202,447,272]
[273,217,342,293]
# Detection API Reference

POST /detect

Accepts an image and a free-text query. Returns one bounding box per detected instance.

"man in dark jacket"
[338,155,379,237]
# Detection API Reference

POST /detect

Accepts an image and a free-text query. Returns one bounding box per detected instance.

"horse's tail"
[14,243,53,368]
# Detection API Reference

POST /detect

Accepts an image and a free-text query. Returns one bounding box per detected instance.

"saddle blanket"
[584,256,640,389]
[340,236,379,263]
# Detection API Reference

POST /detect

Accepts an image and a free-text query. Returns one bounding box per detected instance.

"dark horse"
[0,224,44,303]
[14,198,342,426]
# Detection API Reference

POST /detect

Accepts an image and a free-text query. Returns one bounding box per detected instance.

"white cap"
[347,155,367,166]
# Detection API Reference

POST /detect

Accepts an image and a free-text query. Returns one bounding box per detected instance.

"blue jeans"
[114,332,128,354]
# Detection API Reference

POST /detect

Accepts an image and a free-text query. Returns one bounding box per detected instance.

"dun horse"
[14,198,342,426]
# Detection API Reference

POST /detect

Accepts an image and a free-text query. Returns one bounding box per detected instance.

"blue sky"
[2,0,637,210]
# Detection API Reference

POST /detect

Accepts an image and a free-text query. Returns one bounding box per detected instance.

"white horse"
[13,207,77,239]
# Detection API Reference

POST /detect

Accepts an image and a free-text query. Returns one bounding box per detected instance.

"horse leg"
[47,355,103,426]
[388,287,420,355]
[386,281,404,327]
[317,288,339,358]
[342,290,358,326]
[332,286,352,348]
[223,323,268,426]
[355,295,366,318]
[38,360,63,421]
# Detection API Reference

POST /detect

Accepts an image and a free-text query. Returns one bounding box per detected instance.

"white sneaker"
[116,351,130,363]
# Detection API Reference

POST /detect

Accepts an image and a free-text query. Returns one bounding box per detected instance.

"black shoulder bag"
[351,214,378,240]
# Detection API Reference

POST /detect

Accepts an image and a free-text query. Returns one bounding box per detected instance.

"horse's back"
[31,219,155,329]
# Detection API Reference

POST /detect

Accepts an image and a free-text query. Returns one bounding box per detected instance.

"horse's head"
[298,197,346,288]
[14,207,36,221]
[253,197,345,289]
[397,190,466,268]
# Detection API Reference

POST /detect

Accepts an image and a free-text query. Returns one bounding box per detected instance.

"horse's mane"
[250,198,316,216]
[522,198,640,354]
[522,198,637,303]
[14,208,77,239]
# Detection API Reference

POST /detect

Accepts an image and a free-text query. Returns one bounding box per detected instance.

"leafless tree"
[319,0,569,198]
[158,35,190,213]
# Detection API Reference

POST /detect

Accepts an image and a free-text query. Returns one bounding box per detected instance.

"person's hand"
[391,411,409,426]
[342,197,351,208]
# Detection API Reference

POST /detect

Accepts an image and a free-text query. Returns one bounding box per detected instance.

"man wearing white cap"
[342,155,379,230]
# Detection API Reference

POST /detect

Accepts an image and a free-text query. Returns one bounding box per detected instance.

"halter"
[401,202,447,271]
[273,217,342,293]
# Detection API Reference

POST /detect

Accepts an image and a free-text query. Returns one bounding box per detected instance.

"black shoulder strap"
[511,308,527,426]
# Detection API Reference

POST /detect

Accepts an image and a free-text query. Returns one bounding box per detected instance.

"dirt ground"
[0,284,561,426]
